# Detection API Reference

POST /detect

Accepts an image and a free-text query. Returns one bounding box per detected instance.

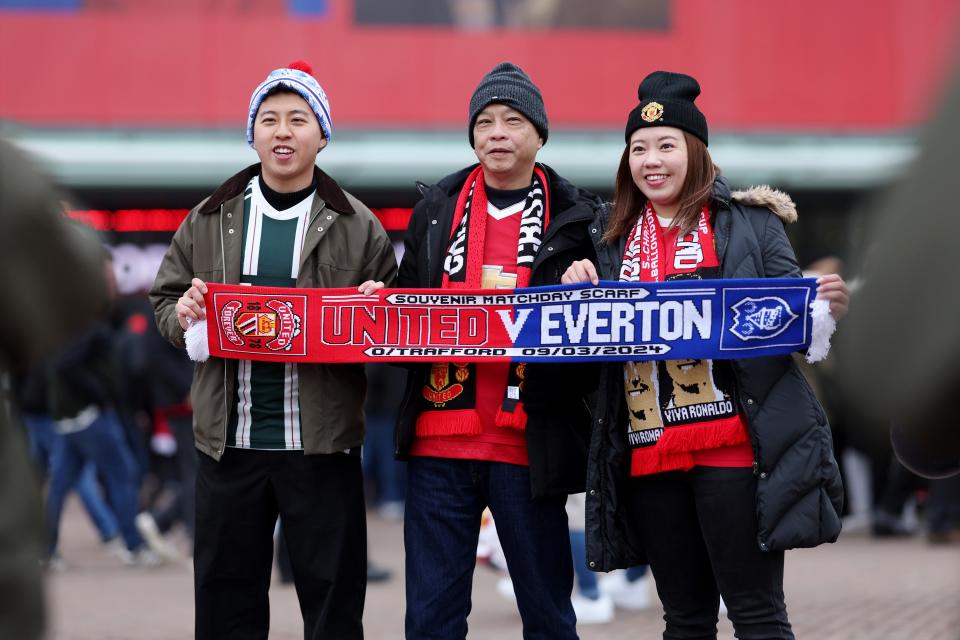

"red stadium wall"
[2,0,958,131]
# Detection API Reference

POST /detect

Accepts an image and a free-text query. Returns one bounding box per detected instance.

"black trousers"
[195,448,366,640]
[628,467,794,640]
[155,414,197,541]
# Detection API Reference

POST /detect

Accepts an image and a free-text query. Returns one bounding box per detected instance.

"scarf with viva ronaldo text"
[620,202,750,476]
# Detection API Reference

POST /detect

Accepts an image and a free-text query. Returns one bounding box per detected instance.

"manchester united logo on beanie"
[640,101,665,123]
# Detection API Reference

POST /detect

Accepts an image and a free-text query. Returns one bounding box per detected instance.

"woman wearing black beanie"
[562,71,849,639]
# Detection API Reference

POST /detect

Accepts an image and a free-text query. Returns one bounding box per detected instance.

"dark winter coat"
[584,177,844,571]
[46,321,121,420]
[395,163,602,498]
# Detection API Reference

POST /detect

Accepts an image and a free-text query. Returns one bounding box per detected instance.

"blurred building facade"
[1,0,958,288]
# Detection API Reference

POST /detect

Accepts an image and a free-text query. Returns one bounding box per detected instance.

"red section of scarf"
[443,166,488,289]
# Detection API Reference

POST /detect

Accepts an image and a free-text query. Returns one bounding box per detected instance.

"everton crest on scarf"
[416,164,550,438]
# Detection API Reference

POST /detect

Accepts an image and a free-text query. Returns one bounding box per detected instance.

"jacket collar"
[711,175,732,207]
[198,163,354,215]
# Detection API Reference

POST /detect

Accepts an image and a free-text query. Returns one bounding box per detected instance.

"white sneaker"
[135,512,181,562]
[41,553,67,572]
[495,576,516,602]
[105,537,164,567]
[131,548,163,567]
[103,537,135,565]
[599,570,653,611]
[376,501,404,522]
[571,593,614,624]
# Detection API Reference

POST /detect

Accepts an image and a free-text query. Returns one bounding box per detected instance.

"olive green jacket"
[150,164,397,459]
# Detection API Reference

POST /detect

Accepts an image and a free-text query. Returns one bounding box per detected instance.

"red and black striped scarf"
[415,165,549,437]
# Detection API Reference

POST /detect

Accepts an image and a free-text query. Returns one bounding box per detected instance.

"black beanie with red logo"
[625,71,708,145]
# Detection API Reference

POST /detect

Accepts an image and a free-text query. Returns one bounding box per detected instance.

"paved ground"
[46,497,960,639]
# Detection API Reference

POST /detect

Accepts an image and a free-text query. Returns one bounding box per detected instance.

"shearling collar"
[730,185,798,224]
[198,164,353,215]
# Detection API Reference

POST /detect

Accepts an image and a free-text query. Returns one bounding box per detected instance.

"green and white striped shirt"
[227,177,313,450]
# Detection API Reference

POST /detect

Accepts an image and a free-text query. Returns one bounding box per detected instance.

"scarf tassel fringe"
[630,421,747,476]
[185,320,209,362]
[805,299,836,363]
[495,403,528,431]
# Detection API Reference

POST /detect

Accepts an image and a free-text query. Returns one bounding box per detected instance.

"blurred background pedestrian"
[0,139,109,639]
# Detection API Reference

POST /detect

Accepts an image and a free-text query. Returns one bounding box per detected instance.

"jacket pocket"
[308,262,364,288]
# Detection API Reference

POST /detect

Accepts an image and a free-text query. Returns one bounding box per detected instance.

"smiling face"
[253,91,327,193]
[628,126,689,218]
[472,103,543,190]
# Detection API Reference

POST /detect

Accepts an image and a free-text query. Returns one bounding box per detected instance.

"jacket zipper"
[218,203,228,457]
[530,210,592,273]
[729,362,759,474]
[716,205,730,268]
[426,198,435,286]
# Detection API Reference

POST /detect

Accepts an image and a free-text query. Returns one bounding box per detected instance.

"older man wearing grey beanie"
[392,61,603,638]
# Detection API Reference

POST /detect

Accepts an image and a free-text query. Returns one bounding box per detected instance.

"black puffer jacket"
[395,163,602,498]
[584,177,844,571]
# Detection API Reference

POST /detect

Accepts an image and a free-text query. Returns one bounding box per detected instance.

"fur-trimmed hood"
[730,185,797,224]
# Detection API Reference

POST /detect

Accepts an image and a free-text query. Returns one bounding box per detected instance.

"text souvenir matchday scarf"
[622,202,745,475]
[413,165,550,437]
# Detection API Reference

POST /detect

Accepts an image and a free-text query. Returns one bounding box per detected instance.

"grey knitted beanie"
[468,62,548,147]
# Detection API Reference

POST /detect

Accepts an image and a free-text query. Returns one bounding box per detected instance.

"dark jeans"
[24,413,119,544]
[362,415,406,505]
[46,410,141,555]
[194,448,366,640]
[569,529,599,598]
[570,528,646,598]
[928,474,960,533]
[404,457,577,640]
[628,467,794,640]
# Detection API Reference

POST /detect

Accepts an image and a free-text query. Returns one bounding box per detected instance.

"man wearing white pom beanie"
[150,61,396,640]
